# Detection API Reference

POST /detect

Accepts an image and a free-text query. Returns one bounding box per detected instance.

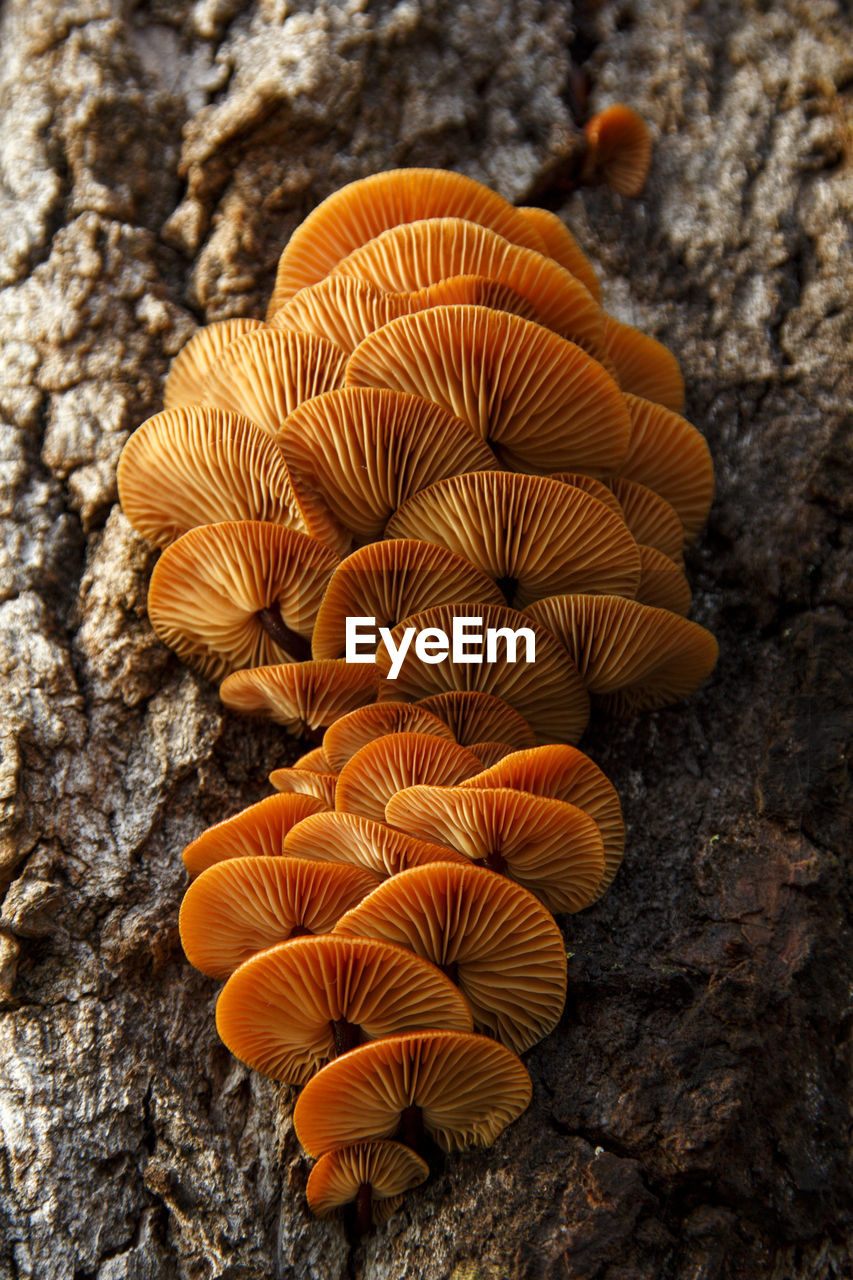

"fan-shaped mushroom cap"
[635,545,692,615]
[282,810,469,878]
[415,691,537,750]
[268,769,339,807]
[293,745,333,772]
[331,219,605,355]
[219,660,378,734]
[163,318,265,410]
[408,274,543,323]
[335,733,482,824]
[268,167,548,313]
[335,862,567,1053]
[525,594,719,715]
[515,206,601,301]
[549,472,626,523]
[278,387,498,546]
[347,307,629,475]
[580,105,652,196]
[182,792,326,877]
[202,328,347,438]
[618,394,714,542]
[311,540,504,661]
[376,602,590,745]
[117,405,305,549]
[179,856,380,979]
[215,935,473,1085]
[323,702,456,774]
[147,521,339,680]
[306,1140,429,1222]
[385,785,605,914]
[386,472,641,607]
[294,1029,532,1156]
[459,744,624,893]
[271,276,405,351]
[601,315,685,412]
[605,477,685,561]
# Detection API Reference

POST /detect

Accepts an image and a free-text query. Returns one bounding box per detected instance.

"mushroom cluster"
[118,124,718,1230]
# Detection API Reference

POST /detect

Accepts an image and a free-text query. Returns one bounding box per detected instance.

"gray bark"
[0,1,850,1277]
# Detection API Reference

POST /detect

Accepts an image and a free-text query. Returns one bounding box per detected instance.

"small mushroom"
[414,690,537,750]
[293,745,333,772]
[306,1140,429,1227]
[524,593,719,715]
[635,544,692,615]
[601,314,685,412]
[293,1029,532,1156]
[322,702,456,774]
[281,810,469,878]
[385,472,641,607]
[617,393,714,542]
[219,659,379,737]
[335,732,482,824]
[215,935,473,1084]
[267,768,339,807]
[179,856,380,979]
[147,521,339,680]
[345,306,630,475]
[163,318,265,410]
[514,205,602,301]
[385,784,606,914]
[334,861,568,1053]
[580,105,653,197]
[310,539,503,660]
[181,792,326,877]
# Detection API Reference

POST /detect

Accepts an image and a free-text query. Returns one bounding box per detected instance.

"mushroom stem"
[331,1017,363,1056]
[398,1104,425,1151]
[256,604,312,661]
[439,960,459,985]
[354,1182,373,1236]
[495,574,519,606]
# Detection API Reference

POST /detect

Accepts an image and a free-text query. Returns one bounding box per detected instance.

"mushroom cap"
[335,732,483,824]
[375,601,590,745]
[407,274,543,323]
[322,702,456,773]
[415,690,537,750]
[334,861,567,1053]
[601,314,685,413]
[215,935,473,1084]
[346,306,629,475]
[293,745,333,772]
[618,394,714,542]
[179,856,380,979]
[203,328,347,438]
[278,386,498,545]
[117,405,305,549]
[458,744,624,894]
[267,769,339,807]
[267,167,548,313]
[466,740,516,767]
[181,792,326,877]
[385,785,606,914]
[514,206,602,301]
[282,810,469,878]
[271,275,404,352]
[524,594,719,715]
[635,544,692,615]
[219,660,378,733]
[331,218,606,356]
[605,477,685,561]
[294,1029,532,1156]
[147,521,339,680]
[306,1141,429,1220]
[385,471,641,607]
[549,472,626,523]
[581,105,653,196]
[311,539,504,660]
[163,318,266,410]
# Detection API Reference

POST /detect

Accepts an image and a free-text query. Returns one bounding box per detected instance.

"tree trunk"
[0,1,849,1277]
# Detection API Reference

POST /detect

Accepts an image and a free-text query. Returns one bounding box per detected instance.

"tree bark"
[0,1,849,1277]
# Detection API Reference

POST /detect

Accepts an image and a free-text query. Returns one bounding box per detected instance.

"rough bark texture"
[0,1,850,1277]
